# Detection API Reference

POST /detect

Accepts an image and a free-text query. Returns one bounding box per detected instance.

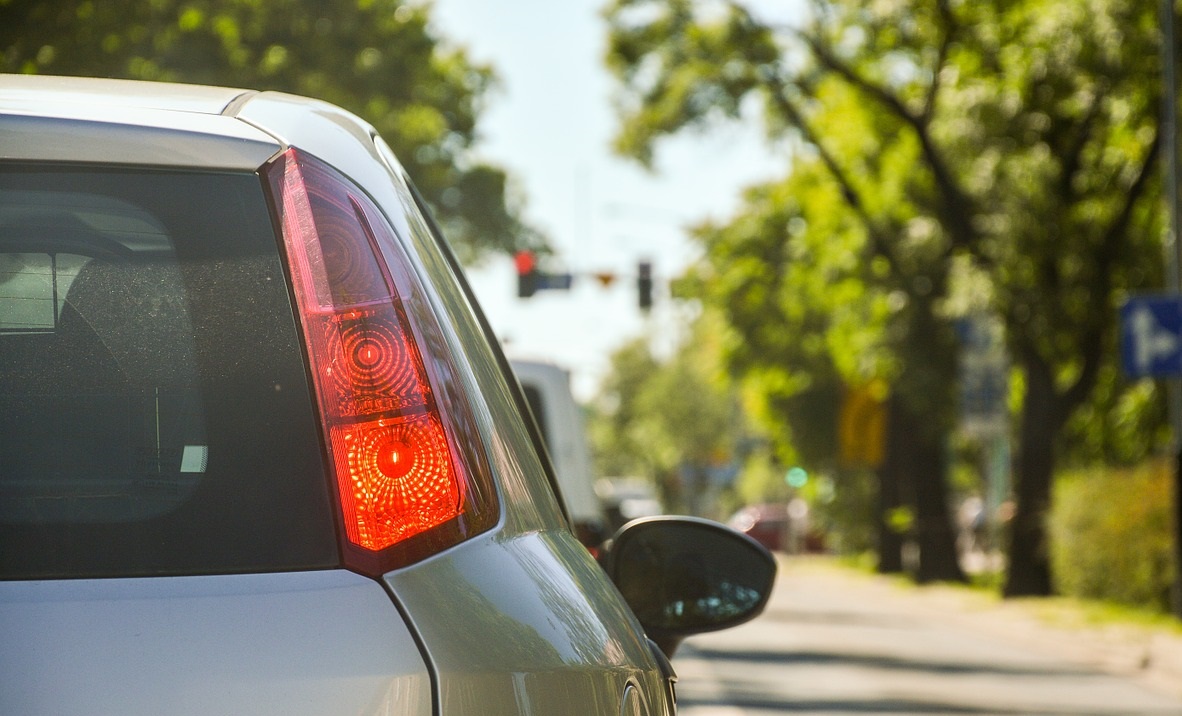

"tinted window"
[0,167,338,579]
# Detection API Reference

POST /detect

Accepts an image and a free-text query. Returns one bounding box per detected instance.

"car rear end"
[0,76,665,715]
[0,78,436,714]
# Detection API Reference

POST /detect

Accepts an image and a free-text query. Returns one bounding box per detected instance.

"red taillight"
[264,148,497,573]
[331,413,459,549]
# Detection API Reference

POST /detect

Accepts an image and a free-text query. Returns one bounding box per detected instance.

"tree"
[603,0,1164,594]
[688,155,961,579]
[0,0,543,260]
[589,337,663,481]
[589,315,748,516]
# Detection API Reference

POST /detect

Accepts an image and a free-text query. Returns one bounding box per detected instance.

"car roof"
[0,74,410,194]
[0,74,282,170]
[0,73,252,116]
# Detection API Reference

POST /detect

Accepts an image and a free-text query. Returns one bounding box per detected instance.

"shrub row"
[1048,460,1174,612]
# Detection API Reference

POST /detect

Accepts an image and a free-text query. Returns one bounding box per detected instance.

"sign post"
[956,314,1010,557]
[1121,294,1182,618]
[1159,0,1182,621]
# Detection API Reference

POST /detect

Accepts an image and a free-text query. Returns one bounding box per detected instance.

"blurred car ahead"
[0,74,776,715]
[598,476,665,533]
[728,503,791,552]
[510,358,609,550]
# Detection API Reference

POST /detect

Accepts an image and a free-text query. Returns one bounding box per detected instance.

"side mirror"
[601,516,777,657]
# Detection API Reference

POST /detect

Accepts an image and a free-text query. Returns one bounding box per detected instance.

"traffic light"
[637,260,653,311]
[515,250,538,298]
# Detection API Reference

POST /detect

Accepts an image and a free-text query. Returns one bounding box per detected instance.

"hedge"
[1048,460,1174,612]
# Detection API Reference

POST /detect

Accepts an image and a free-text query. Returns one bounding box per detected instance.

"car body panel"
[235,90,398,198]
[0,571,431,716]
[387,529,664,715]
[0,74,671,716]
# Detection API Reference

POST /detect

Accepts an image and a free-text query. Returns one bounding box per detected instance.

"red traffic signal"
[515,250,538,298]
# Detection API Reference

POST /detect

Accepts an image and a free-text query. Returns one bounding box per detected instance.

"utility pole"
[1160,0,1182,619]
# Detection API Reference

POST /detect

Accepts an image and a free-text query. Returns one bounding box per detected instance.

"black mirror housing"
[602,516,777,656]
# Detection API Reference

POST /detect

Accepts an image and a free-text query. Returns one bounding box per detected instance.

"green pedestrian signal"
[785,467,808,488]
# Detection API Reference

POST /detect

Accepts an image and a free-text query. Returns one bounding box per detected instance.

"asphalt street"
[673,558,1182,716]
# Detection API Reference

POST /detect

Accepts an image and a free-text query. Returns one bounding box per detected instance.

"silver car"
[0,74,775,715]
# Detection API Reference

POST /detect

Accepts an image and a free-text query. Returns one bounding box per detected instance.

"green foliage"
[0,0,543,260]
[1061,371,1171,466]
[885,506,916,536]
[732,449,786,506]
[588,312,752,513]
[604,0,1168,592]
[603,0,781,166]
[1048,461,1174,612]
[588,337,662,480]
[811,471,878,555]
[606,0,1163,419]
[929,0,1164,415]
[686,159,901,467]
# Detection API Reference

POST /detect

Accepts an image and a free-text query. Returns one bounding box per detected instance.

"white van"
[510,359,609,549]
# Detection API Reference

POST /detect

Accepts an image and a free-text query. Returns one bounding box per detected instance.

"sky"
[430,0,795,400]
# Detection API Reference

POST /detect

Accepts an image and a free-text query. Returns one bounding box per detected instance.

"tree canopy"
[1,0,543,260]
[604,0,1166,593]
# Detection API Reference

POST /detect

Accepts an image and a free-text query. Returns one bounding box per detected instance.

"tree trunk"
[1003,356,1057,597]
[875,477,906,573]
[891,394,966,583]
[876,398,907,574]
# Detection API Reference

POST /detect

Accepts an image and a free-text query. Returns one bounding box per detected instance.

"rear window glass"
[0,167,338,579]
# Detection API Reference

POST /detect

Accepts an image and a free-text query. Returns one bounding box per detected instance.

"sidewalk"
[777,556,1182,700]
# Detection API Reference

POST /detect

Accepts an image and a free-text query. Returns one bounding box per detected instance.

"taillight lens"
[264,148,497,574]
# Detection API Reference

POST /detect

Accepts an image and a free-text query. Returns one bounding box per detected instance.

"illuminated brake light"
[332,414,460,550]
[264,148,496,573]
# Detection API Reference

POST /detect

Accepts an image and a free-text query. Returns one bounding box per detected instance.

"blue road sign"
[536,272,573,291]
[1121,295,1182,377]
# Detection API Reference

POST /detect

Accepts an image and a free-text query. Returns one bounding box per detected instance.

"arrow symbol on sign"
[1129,304,1181,373]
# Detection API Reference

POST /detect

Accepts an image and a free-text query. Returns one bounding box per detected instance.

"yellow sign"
[839,380,888,469]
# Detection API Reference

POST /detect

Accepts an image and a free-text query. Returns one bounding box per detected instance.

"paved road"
[673,558,1182,715]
